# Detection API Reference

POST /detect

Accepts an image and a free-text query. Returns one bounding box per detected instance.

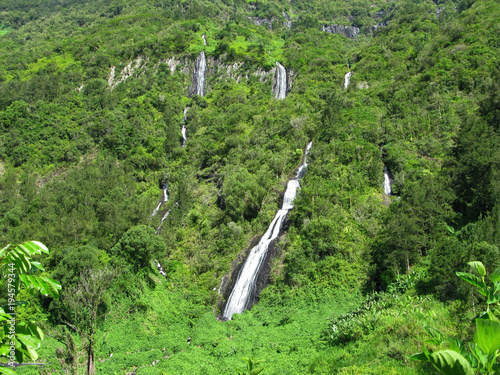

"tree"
[60,267,118,375]
[0,241,61,374]
[373,174,455,287]
[452,116,500,224]
[111,225,166,273]
[221,165,267,222]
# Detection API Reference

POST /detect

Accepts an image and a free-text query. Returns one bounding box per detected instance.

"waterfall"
[188,51,207,97]
[181,107,189,147]
[202,34,207,46]
[344,72,352,89]
[155,259,167,279]
[155,201,179,234]
[151,184,169,216]
[273,62,287,100]
[223,142,313,320]
[383,166,392,196]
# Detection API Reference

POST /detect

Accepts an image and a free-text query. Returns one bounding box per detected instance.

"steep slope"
[0,0,499,373]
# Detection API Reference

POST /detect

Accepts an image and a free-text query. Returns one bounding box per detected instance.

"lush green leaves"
[428,350,474,375]
[111,225,166,272]
[456,272,487,293]
[0,241,60,365]
[0,0,499,373]
[236,357,265,375]
[474,319,500,357]
[423,324,444,345]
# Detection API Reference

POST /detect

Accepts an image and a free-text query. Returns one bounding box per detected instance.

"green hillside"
[0,0,499,373]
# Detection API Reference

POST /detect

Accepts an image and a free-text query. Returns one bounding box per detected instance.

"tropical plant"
[236,357,265,375]
[0,241,61,374]
[456,261,500,315]
[410,261,500,374]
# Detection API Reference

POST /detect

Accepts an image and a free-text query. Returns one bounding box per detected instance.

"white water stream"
[155,201,179,234]
[181,107,189,147]
[151,184,169,217]
[190,51,206,97]
[273,62,287,99]
[223,142,313,319]
[344,72,352,89]
[383,166,392,196]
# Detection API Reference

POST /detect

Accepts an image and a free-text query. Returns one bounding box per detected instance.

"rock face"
[161,57,181,74]
[369,21,389,34]
[357,81,369,89]
[107,53,280,96]
[283,11,292,28]
[247,17,274,30]
[108,56,147,88]
[322,24,360,39]
[435,7,444,19]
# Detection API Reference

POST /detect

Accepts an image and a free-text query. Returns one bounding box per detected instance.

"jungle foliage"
[0,0,499,373]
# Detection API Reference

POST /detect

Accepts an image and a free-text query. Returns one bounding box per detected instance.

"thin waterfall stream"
[223,142,313,320]
[273,62,288,99]
[155,201,179,235]
[151,183,169,217]
[383,166,392,196]
[181,107,189,147]
[344,71,352,89]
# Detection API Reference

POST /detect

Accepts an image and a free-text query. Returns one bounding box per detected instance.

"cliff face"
[322,24,360,39]
[106,53,281,97]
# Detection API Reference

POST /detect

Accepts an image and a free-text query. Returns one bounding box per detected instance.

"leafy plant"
[457,261,500,314]
[410,261,500,374]
[0,241,61,374]
[236,357,265,375]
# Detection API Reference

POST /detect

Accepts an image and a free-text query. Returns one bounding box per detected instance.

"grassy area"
[0,25,11,36]
[17,273,451,375]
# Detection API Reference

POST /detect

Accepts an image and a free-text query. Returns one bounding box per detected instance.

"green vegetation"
[0,0,498,373]
[0,241,60,374]
[0,25,10,36]
[410,261,500,374]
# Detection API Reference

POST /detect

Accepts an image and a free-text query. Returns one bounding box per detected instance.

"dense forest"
[0,0,499,373]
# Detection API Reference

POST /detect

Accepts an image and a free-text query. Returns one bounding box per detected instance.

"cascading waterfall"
[223,142,313,320]
[189,51,207,97]
[383,166,392,196]
[155,201,179,234]
[151,183,169,216]
[273,62,287,100]
[202,34,207,46]
[181,107,189,147]
[344,72,352,89]
[152,202,162,217]
[154,259,167,279]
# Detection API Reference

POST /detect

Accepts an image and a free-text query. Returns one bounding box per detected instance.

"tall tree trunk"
[87,339,95,375]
